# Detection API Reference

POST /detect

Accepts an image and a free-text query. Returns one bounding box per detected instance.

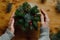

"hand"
[8,13,15,34]
[40,9,49,27]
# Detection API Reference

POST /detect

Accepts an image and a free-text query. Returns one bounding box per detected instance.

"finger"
[9,13,15,25]
[40,9,46,16]
[41,13,44,24]
[41,9,49,22]
[10,18,14,27]
[9,18,14,27]
[8,18,14,32]
[9,18,14,26]
[40,9,46,22]
[11,13,15,18]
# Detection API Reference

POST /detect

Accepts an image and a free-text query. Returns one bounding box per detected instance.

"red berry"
[29,21,32,25]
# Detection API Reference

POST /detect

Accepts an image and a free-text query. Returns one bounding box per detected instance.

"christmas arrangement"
[14,2,41,32]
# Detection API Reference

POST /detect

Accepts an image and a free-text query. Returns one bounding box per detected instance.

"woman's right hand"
[40,9,50,27]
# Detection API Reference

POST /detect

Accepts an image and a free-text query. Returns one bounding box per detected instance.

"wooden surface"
[0,0,60,40]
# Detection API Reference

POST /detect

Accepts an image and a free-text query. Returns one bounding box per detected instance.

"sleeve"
[38,26,50,40]
[0,29,14,40]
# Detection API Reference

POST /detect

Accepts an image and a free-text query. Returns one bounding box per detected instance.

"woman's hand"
[39,9,50,40]
[40,9,50,27]
[8,13,15,34]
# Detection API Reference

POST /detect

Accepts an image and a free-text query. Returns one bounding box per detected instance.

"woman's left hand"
[8,13,15,34]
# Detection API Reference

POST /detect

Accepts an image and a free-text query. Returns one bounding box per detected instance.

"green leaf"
[16,19,24,25]
[31,14,41,22]
[21,26,26,32]
[35,14,41,21]
[15,12,25,17]
[30,6,39,15]
[24,22,29,27]
[22,2,31,13]
[32,21,38,30]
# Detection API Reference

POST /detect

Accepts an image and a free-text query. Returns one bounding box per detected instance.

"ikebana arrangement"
[14,2,41,32]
